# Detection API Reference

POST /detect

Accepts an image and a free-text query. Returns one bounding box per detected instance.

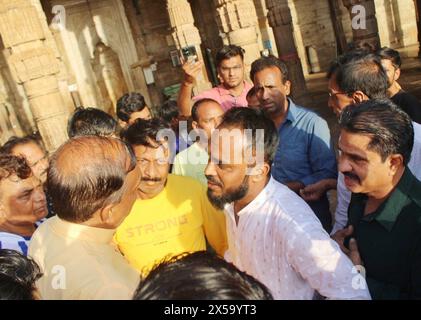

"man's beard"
[206,175,249,210]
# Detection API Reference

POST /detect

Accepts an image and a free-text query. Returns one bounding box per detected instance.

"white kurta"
[223,177,371,300]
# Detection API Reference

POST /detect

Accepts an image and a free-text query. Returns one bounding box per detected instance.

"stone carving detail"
[0,0,69,151]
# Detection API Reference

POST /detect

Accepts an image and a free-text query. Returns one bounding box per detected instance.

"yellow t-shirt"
[114,174,227,274]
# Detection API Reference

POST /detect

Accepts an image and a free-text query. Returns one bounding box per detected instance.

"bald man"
[172,99,224,185]
[29,136,141,300]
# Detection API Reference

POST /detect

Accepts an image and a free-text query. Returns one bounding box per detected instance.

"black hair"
[216,45,245,68]
[250,55,289,84]
[327,48,371,80]
[121,118,172,149]
[116,92,149,122]
[0,134,45,155]
[0,249,42,300]
[67,107,117,138]
[376,47,402,69]
[133,251,273,300]
[331,53,388,99]
[218,107,279,167]
[339,99,414,165]
[156,100,179,123]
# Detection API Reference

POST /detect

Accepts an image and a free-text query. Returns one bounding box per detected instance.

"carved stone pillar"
[417,0,421,57]
[342,0,380,50]
[253,0,278,56]
[167,0,211,94]
[121,0,153,106]
[266,0,307,100]
[0,0,69,151]
[328,0,348,54]
[214,0,261,73]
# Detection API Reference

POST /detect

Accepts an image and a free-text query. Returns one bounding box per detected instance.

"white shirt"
[224,177,371,300]
[332,121,421,234]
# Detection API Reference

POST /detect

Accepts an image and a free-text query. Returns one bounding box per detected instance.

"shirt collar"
[373,168,415,231]
[224,176,277,217]
[285,98,297,124]
[217,81,249,97]
[354,168,416,232]
[50,216,116,244]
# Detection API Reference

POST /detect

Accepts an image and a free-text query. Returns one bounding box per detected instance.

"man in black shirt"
[334,100,421,299]
[377,47,421,123]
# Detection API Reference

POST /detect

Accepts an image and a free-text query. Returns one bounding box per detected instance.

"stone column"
[253,0,278,56]
[328,0,349,54]
[121,0,153,106]
[417,0,421,57]
[266,0,307,101]
[167,0,211,94]
[213,0,261,73]
[0,0,69,151]
[342,0,380,50]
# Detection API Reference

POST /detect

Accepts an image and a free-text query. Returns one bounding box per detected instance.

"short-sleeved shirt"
[193,81,253,111]
[114,174,227,275]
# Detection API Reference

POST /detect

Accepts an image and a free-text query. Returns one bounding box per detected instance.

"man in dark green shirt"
[333,99,421,299]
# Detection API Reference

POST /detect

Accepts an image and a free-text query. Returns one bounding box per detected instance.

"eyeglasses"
[328,91,351,98]
[28,154,48,168]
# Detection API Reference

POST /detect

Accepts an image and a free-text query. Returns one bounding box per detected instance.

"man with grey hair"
[29,136,141,300]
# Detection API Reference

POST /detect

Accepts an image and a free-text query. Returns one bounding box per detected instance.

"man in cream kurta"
[29,136,141,300]
[29,216,139,300]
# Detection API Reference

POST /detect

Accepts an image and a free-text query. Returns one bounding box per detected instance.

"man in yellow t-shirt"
[115,118,227,274]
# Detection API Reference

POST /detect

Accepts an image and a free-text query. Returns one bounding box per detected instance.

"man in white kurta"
[205,107,371,300]
[224,177,370,300]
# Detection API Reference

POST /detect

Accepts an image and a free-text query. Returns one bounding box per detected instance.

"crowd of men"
[0,44,420,300]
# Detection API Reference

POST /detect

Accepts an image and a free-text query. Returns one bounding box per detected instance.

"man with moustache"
[115,118,227,275]
[250,56,337,232]
[316,51,421,234]
[205,107,371,300]
[334,100,421,299]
